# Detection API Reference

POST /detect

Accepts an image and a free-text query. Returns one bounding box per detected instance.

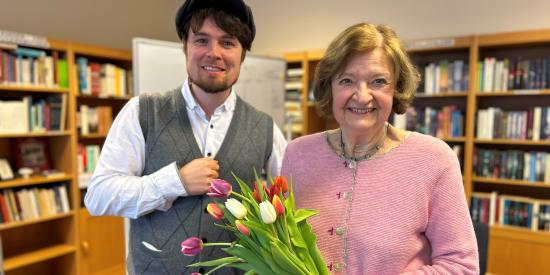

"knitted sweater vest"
[127,88,273,274]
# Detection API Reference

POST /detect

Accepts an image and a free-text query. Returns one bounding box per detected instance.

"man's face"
[185,16,244,94]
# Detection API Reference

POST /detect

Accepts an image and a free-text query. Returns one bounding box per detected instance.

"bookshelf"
[0,38,77,275]
[284,28,550,274]
[68,42,130,275]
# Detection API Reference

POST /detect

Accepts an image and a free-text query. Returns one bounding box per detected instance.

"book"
[12,137,52,173]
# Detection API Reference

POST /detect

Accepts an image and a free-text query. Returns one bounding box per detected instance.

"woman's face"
[331,48,395,137]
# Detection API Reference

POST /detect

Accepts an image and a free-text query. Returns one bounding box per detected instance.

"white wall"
[2,0,550,56]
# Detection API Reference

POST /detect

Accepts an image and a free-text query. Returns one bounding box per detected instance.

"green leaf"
[293,209,319,223]
[227,262,255,271]
[285,176,297,214]
[222,245,277,275]
[270,240,309,275]
[187,256,241,267]
[298,221,330,275]
[243,269,257,275]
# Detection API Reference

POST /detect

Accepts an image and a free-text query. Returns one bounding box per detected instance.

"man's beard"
[190,75,237,94]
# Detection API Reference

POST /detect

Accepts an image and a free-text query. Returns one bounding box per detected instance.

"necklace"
[339,123,387,169]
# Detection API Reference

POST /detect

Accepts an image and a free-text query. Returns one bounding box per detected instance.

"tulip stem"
[231,191,254,205]
[203,242,232,247]
[203,261,233,275]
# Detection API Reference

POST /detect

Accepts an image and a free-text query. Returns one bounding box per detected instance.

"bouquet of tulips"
[180,173,329,275]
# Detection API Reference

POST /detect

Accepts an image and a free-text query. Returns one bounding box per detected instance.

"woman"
[281,23,479,274]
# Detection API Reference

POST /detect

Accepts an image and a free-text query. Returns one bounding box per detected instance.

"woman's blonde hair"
[313,22,419,117]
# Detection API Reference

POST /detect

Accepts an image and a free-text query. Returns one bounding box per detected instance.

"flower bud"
[259,201,277,224]
[181,237,203,256]
[274,176,289,193]
[206,203,224,221]
[207,179,232,198]
[272,195,285,216]
[235,220,251,236]
[225,198,247,219]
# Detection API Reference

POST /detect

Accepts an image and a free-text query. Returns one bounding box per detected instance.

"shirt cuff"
[150,162,188,200]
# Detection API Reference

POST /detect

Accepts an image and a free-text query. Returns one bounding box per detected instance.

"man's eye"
[194,38,208,45]
[222,41,236,48]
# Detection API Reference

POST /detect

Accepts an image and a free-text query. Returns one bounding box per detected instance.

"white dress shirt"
[84,81,287,218]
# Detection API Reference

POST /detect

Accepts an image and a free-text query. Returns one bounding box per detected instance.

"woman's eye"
[338,78,353,85]
[371,78,389,88]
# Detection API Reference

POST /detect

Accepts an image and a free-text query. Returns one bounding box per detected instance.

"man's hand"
[179,158,219,195]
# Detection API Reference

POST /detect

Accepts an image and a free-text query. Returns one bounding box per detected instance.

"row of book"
[417,59,469,94]
[0,94,67,134]
[476,106,550,140]
[471,192,550,232]
[76,57,133,98]
[76,105,113,135]
[0,185,70,224]
[476,56,550,92]
[0,47,69,88]
[77,144,100,189]
[473,148,550,183]
[285,67,303,135]
[392,105,464,138]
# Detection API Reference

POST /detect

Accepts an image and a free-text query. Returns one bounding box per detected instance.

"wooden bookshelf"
[68,42,130,275]
[0,38,78,275]
[284,28,550,274]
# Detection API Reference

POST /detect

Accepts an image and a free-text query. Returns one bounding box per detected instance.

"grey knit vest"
[127,88,273,274]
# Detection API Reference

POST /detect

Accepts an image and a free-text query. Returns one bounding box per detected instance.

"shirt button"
[335,227,345,236]
[207,152,212,157]
[210,124,214,129]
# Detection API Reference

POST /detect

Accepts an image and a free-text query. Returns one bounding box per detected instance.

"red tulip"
[272,195,285,216]
[274,176,288,193]
[207,179,232,198]
[253,181,270,202]
[235,220,250,236]
[181,237,203,256]
[206,203,224,221]
[270,184,281,200]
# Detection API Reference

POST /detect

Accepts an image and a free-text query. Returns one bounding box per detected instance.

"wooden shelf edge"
[416,92,469,98]
[0,174,73,189]
[474,139,550,145]
[3,244,76,271]
[473,176,550,188]
[0,85,70,93]
[490,225,550,245]
[0,211,75,231]
[0,131,71,138]
[476,89,550,96]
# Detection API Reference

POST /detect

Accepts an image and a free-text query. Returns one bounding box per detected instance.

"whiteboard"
[132,37,286,128]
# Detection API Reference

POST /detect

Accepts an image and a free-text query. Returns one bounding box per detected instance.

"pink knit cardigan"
[281,131,479,274]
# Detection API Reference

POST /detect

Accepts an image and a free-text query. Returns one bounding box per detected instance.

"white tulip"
[259,201,277,224]
[225,198,247,219]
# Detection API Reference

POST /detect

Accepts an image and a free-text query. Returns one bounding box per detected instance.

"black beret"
[175,0,255,41]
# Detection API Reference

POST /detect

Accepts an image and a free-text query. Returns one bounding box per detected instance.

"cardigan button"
[334,262,345,272]
[335,227,345,236]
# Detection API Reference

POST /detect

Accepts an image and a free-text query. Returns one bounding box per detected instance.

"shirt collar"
[181,79,237,113]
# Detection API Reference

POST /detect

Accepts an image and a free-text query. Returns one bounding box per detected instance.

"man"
[84,0,287,274]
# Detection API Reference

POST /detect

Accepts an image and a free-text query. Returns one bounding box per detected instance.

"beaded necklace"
[339,123,387,168]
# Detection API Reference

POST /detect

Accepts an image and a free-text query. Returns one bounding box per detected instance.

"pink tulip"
[207,179,232,198]
[206,203,224,221]
[181,237,203,256]
[272,195,285,216]
[235,220,250,236]
[190,273,202,275]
